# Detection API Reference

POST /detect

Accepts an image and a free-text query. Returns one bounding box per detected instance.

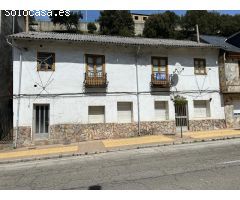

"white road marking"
[218,160,240,165]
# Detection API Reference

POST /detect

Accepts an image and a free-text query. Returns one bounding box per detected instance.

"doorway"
[33,104,49,139]
[175,103,189,133]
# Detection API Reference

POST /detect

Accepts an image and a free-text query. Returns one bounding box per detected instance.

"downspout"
[135,45,141,136]
[14,50,23,148]
[7,38,23,148]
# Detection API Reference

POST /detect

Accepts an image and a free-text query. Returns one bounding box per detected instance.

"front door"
[34,104,49,138]
[175,103,189,133]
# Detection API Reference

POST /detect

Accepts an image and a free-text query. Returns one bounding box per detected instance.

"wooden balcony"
[84,72,108,88]
[151,73,170,88]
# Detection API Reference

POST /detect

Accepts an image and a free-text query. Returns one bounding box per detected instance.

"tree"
[98,11,134,37]
[143,11,180,39]
[49,10,83,32]
[182,11,221,36]
[87,22,97,34]
[219,14,240,36]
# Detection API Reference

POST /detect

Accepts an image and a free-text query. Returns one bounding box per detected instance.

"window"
[88,106,105,123]
[143,17,147,21]
[117,102,133,123]
[86,54,105,77]
[37,52,55,71]
[194,58,206,75]
[233,100,240,116]
[34,104,49,136]
[134,16,139,20]
[155,101,169,120]
[152,57,168,80]
[193,100,210,118]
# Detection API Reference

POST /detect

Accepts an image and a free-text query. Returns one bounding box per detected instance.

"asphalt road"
[1,139,240,189]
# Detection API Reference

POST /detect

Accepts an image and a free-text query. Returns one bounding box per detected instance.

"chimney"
[196,24,200,43]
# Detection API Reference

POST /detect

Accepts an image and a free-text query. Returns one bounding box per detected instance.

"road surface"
[0,139,240,189]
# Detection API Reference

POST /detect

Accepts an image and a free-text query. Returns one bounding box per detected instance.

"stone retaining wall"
[16,121,175,147]
[14,119,226,147]
[49,121,176,144]
[189,119,226,132]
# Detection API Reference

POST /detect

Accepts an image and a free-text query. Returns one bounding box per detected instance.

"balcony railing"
[84,72,108,88]
[151,73,170,88]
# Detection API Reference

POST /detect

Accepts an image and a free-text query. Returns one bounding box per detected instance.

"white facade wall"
[13,41,225,129]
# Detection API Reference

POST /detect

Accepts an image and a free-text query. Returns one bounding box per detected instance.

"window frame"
[194,58,206,75]
[33,104,50,138]
[193,100,211,118]
[151,57,168,80]
[88,106,105,123]
[154,101,169,121]
[117,102,133,123]
[37,52,55,71]
[85,54,105,77]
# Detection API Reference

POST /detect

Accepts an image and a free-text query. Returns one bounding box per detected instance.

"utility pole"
[196,24,200,43]
[25,10,29,33]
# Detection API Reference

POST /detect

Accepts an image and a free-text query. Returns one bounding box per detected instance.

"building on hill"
[30,13,149,36]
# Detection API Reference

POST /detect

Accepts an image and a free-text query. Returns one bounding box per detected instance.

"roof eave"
[9,36,219,49]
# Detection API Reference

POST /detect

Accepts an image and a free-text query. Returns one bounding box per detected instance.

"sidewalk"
[0,129,240,164]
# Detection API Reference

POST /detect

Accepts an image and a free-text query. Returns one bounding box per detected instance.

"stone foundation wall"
[15,121,175,146]
[50,121,176,144]
[14,126,32,147]
[15,119,227,147]
[223,94,240,128]
[189,119,226,132]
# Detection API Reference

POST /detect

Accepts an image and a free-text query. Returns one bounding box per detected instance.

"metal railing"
[84,72,108,88]
[151,73,170,87]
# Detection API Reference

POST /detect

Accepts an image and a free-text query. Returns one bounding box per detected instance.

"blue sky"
[35,10,240,22]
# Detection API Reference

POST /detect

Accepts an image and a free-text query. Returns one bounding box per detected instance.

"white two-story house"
[9,32,225,147]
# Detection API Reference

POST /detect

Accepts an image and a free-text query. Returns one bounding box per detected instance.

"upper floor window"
[152,57,168,80]
[134,16,139,20]
[37,52,55,71]
[86,54,105,77]
[194,58,206,75]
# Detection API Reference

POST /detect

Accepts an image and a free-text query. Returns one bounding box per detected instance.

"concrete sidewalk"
[0,128,240,163]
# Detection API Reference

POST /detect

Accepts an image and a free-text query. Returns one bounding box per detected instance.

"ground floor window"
[117,102,133,123]
[88,106,105,123]
[155,101,169,120]
[34,104,49,135]
[233,100,240,116]
[193,100,210,118]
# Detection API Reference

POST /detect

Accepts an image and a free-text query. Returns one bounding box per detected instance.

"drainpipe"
[14,50,23,148]
[135,45,141,136]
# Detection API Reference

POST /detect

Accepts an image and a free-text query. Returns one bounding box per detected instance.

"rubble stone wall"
[189,119,226,132]
[15,119,227,147]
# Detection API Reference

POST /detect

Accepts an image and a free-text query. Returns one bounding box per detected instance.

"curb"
[0,135,240,165]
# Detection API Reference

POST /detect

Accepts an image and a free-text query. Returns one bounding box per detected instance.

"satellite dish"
[171,73,179,86]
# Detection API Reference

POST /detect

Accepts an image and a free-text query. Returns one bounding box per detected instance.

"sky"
[35,10,240,22]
